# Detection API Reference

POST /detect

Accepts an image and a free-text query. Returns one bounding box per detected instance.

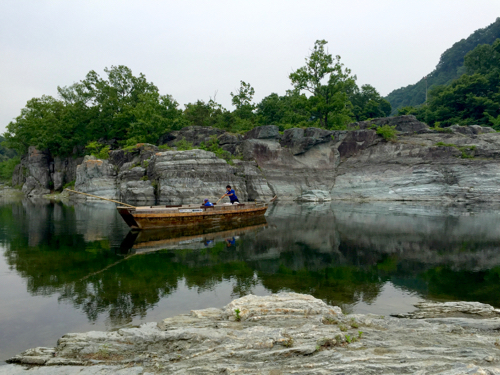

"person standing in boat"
[222,185,239,204]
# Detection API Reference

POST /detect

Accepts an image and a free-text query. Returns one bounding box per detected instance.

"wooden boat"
[117,201,270,230]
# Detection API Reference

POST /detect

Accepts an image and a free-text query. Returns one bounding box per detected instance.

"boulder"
[159,126,225,147]
[74,156,118,199]
[109,143,158,169]
[243,125,280,140]
[336,129,379,158]
[349,115,429,133]
[281,127,333,155]
[22,176,50,196]
[218,133,243,155]
[118,166,155,203]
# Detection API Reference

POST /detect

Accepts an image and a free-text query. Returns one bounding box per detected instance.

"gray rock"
[394,301,500,319]
[297,190,331,202]
[280,127,333,155]
[349,115,429,133]
[6,293,500,374]
[159,126,225,147]
[74,156,118,199]
[52,156,84,190]
[243,125,280,140]
[149,149,248,205]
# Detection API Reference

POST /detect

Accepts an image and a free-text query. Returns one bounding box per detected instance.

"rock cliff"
[12,116,500,203]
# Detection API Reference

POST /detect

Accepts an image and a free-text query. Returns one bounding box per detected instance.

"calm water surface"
[1,198,500,361]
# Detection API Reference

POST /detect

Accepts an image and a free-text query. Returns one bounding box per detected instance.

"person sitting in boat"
[222,185,239,204]
[203,198,214,207]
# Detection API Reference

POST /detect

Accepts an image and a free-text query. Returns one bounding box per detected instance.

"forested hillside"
[398,38,500,128]
[3,40,390,159]
[386,17,500,112]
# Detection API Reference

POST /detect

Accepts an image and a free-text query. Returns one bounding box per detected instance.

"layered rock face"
[5,293,500,374]
[13,116,500,203]
[148,149,247,205]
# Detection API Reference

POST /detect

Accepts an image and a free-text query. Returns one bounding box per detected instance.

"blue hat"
[204,198,208,201]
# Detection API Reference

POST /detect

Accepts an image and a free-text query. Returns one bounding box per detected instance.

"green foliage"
[349,84,391,121]
[376,125,397,142]
[282,334,294,348]
[234,308,241,322]
[85,141,110,159]
[289,40,356,129]
[62,180,75,189]
[5,44,398,156]
[199,135,234,163]
[0,156,20,181]
[386,18,500,112]
[174,138,194,151]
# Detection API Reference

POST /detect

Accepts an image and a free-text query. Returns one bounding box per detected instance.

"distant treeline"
[386,17,500,112]
[398,38,500,129]
[3,40,391,157]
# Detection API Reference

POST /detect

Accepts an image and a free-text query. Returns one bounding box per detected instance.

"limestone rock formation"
[4,293,500,374]
[159,126,225,147]
[149,149,247,205]
[75,156,118,199]
[12,117,500,204]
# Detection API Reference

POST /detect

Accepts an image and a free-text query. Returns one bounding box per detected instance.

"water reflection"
[2,199,500,333]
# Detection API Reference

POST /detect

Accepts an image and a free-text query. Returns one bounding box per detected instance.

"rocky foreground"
[3,293,500,374]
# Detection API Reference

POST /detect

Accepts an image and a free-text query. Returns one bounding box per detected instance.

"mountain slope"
[386,17,500,112]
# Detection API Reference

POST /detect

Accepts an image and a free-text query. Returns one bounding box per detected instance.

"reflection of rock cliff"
[13,116,500,203]
[5,199,500,327]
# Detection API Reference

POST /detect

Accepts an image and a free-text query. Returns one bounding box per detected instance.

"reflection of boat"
[118,202,270,230]
[120,215,268,254]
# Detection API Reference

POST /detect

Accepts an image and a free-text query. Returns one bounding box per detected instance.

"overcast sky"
[1,0,500,134]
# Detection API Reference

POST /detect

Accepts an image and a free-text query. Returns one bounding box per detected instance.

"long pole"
[65,189,136,208]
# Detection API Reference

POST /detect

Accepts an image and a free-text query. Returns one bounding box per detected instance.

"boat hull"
[118,204,268,230]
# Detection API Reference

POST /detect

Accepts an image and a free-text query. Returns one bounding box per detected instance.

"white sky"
[1,0,500,134]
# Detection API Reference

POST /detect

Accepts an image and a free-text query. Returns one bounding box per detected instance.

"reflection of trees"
[5,199,500,327]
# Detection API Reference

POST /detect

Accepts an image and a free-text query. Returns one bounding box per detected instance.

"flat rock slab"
[5,293,500,374]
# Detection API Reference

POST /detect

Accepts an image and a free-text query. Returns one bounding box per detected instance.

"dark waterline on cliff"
[1,198,500,361]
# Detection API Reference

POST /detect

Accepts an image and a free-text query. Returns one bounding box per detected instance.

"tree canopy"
[4,42,389,157]
[397,39,500,129]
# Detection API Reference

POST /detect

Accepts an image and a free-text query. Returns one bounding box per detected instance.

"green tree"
[128,92,182,144]
[349,84,392,121]
[289,40,355,129]
[256,91,313,128]
[231,81,256,121]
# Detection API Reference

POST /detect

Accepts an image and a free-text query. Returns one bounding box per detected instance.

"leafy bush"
[0,157,20,181]
[85,142,110,159]
[376,125,397,142]
[158,144,172,151]
[174,138,194,151]
[199,135,234,163]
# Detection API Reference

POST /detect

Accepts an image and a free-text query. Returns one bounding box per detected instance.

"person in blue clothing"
[203,198,214,207]
[222,185,239,204]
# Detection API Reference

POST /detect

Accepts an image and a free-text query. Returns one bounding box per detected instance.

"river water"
[1,198,500,361]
